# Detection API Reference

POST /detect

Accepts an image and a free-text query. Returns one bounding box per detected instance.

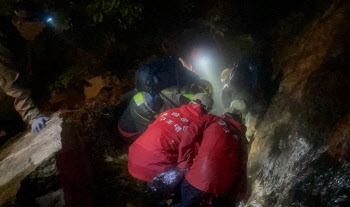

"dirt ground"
[55,72,167,207]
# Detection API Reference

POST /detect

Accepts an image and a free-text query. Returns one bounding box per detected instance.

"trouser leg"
[211,197,234,207]
[172,179,205,207]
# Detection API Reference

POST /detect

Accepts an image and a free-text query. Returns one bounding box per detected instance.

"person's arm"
[118,105,139,138]
[160,91,190,109]
[0,62,49,133]
[177,117,215,170]
[0,64,41,124]
[131,107,155,135]
[130,93,158,135]
[177,121,201,170]
[221,85,232,109]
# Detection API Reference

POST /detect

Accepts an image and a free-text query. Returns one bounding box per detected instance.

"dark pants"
[146,177,233,207]
[172,179,233,207]
[172,179,205,207]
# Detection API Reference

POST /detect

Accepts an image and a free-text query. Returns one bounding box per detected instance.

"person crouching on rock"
[128,93,248,206]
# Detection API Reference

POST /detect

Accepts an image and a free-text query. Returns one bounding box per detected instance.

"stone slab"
[0,113,62,205]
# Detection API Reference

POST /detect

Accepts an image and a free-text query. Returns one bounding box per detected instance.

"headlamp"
[199,58,208,68]
[46,17,53,23]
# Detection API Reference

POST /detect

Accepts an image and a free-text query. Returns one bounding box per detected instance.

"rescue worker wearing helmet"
[118,79,214,140]
[128,93,215,191]
[221,61,267,141]
[128,94,248,206]
[221,62,256,123]
[0,2,50,139]
[134,56,200,96]
[117,56,201,140]
[173,112,248,207]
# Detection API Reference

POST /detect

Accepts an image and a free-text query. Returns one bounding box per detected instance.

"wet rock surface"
[0,114,62,206]
[247,1,350,206]
[16,156,64,207]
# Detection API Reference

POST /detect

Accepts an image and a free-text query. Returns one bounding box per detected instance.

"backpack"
[134,56,199,95]
[229,59,255,88]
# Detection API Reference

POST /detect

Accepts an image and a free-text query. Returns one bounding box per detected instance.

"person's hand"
[150,167,185,193]
[31,117,50,133]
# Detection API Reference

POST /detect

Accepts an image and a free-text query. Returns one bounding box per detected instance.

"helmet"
[193,79,214,96]
[191,93,214,111]
[221,68,233,84]
[225,99,247,118]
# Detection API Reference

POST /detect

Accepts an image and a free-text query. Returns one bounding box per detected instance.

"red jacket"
[128,104,215,182]
[128,105,247,198]
[185,116,248,197]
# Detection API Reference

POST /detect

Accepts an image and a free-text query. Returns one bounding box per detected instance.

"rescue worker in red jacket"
[173,112,248,207]
[128,93,214,181]
[128,97,247,206]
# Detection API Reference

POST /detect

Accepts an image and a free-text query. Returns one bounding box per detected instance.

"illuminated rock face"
[0,113,63,206]
[247,2,350,206]
[0,113,95,206]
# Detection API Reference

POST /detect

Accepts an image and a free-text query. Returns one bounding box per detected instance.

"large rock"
[0,113,62,205]
[247,2,350,206]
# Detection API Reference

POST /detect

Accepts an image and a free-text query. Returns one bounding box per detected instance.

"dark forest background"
[1,0,332,109]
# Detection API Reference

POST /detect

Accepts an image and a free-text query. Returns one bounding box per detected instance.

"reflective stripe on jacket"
[129,92,158,135]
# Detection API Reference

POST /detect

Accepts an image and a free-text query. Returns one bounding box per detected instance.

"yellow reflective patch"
[133,92,144,102]
[134,92,146,106]
[183,94,194,100]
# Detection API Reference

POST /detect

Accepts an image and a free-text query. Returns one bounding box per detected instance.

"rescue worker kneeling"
[221,63,265,141]
[118,79,214,140]
[128,94,248,206]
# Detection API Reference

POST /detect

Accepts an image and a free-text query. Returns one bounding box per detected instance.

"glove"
[31,117,50,133]
[149,167,185,194]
